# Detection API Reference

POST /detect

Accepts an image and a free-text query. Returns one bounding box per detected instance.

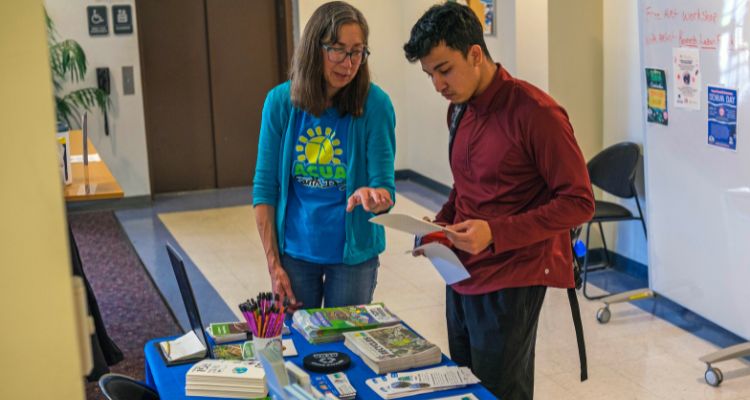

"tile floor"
[116,183,750,399]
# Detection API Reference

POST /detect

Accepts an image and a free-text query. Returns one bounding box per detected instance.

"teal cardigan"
[252,81,396,265]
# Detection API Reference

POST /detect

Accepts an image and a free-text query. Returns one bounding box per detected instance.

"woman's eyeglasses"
[322,44,370,65]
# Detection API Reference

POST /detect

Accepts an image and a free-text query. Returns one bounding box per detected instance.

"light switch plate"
[122,66,135,95]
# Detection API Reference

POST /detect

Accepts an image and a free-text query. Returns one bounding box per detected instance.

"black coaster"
[303,351,351,373]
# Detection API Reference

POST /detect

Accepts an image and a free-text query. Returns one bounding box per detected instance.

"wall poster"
[646,68,669,125]
[673,47,701,110]
[707,86,737,150]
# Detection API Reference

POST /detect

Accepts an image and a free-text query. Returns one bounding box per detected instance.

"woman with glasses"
[252,1,396,310]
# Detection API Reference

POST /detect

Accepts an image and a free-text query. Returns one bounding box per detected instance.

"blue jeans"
[281,254,379,309]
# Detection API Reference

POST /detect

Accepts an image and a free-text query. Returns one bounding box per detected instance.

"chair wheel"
[596,307,611,324]
[705,367,723,387]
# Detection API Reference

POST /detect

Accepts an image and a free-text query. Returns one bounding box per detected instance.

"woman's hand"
[268,263,296,306]
[346,187,393,214]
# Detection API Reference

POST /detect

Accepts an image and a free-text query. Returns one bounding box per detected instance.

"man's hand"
[268,263,297,306]
[445,219,493,255]
[346,187,394,213]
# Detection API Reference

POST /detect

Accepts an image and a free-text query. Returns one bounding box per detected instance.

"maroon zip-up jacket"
[436,65,595,295]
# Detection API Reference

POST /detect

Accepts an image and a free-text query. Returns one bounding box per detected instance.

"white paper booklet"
[186,359,266,383]
[369,213,455,235]
[282,338,298,357]
[158,330,206,363]
[431,394,479,400]
[365,366,480,399]
[412,242,470,284]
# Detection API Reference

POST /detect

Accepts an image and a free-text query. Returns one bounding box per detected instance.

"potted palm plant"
[46,11,110,129]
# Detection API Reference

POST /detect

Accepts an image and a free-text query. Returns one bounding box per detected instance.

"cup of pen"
[239,292,286,356]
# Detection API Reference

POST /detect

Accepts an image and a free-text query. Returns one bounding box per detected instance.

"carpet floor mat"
[69,210,181,399]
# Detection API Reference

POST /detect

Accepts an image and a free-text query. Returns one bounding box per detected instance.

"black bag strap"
[569,228,588,381]
[448,103,467,165]
[568,287,588,381]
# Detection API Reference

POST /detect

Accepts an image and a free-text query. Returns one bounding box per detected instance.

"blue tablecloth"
[144,328,496,400]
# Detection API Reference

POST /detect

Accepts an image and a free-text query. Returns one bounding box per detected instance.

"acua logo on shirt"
[293,126,347,189]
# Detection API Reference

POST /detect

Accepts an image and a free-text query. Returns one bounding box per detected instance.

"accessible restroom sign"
[113,5,133,34]
[87,6,108,36]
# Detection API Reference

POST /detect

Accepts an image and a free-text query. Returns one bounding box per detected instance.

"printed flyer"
[646,68,668,125]
[707,86,738,150]
[673,47,701,110]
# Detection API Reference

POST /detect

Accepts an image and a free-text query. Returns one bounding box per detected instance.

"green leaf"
[47,10,107,128]
[49,39,87,82]
[59,88,111,129]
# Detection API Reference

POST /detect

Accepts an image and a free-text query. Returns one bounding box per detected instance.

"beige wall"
[603,0,647,264]
[548,0,603,161]
[548,0,605,249]
[0,1,85,399]
[515,0,549,91]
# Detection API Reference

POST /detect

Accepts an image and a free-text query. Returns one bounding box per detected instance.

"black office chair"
[98,373,160,400]
[580,142,649,307]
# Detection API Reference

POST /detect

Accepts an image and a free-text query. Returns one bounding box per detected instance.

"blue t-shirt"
[284,107,350,264]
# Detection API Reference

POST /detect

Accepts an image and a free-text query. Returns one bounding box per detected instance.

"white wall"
[603,1,647,265]
[46,0,151,197]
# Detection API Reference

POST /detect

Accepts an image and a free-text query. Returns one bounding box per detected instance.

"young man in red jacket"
[404,3,595,399]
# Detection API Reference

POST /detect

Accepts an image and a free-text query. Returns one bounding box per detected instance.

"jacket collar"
[468,63,512,115]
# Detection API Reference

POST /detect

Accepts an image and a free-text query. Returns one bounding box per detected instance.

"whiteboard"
[639,0,750,339]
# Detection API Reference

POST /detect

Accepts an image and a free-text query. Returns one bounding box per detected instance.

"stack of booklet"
[206,321,291,344]
[365,366,480,399]
[185,359,267,399]
[206,321,250,344]
[292,303,401,344]
[343,324,442,374]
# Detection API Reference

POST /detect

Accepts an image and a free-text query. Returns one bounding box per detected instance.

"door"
[206,0,282,188]
[136,0,291,193]
[136,0,216,193]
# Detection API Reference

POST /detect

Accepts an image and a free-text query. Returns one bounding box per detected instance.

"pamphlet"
[293,303,401,344]
[158,330,206,364]
[412,242,470,284]
[673,47,701,110]
[365,366,480,399]
[370,213,456,235]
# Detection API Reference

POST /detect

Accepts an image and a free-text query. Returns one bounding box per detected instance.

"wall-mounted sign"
[673,47,701,110]
[87,6,109,36]
[646,68,668,126]
[113,5,133,35]
[707,86,737,150]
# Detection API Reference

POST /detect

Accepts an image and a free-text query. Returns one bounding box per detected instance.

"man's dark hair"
[403,2,491,62]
